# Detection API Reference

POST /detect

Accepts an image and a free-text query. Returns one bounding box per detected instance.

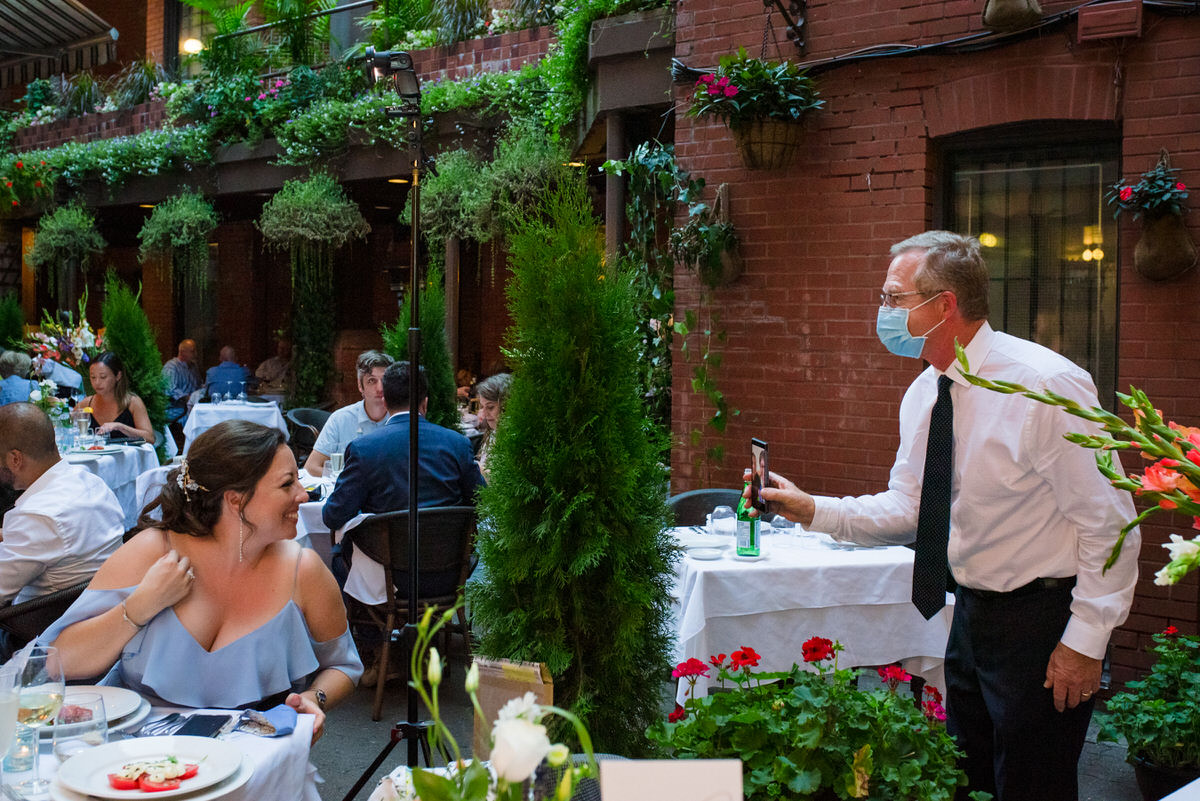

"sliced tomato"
[179,764,199,780]
[107,774,140,791]
[138,776,182,792]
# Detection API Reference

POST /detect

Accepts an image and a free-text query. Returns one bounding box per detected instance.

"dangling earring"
[238,519,245,563]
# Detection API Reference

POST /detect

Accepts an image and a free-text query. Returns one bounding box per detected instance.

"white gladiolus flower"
[497,691,541,724]
[464,661,479,694]
[490,718,551,783]
[1162,534,1200,562]
[1154,564,1174,586]
[546,743,569,767]
[427,647,442,686]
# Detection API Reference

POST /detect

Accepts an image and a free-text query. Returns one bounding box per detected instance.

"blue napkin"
[236,704,297,737]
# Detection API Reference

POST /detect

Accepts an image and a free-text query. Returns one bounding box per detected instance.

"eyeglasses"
[879,289,945,308]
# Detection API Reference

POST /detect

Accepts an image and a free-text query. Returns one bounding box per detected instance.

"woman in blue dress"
[42,420,361,742]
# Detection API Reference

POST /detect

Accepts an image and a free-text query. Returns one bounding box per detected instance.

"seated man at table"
[162,339,202,425]
[255,338,292,399]
[323,360,484,532]
[0,352,36,406]
[303,350,394,477]
[0,403,123,606]
[205,345,251,398]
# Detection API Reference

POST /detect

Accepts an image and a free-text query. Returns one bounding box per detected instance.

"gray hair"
[0,350,31,380]
[891,231,990,321]
[356,350,395,382]
[476,372,512,407]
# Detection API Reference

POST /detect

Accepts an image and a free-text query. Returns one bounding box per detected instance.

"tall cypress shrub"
[380,267,459,432]
[467,177,676,755]
[101,273,169,455]
[0,293,24,349]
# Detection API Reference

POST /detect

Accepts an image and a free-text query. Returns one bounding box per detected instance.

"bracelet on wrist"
[121,599,145,630]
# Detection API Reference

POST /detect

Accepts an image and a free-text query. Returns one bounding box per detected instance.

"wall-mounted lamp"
[182,38,204,55]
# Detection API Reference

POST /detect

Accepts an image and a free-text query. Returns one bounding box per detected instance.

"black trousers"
[946,581,1094,801]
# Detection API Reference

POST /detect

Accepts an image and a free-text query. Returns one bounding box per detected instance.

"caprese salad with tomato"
[107,756,199,793]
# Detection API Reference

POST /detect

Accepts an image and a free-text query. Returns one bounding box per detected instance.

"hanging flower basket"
[1134,213,1197,281]
[731,118,805,171]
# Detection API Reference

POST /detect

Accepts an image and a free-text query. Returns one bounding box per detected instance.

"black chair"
[0,581,89,652]
[286,407,331,463]
[344,506,477,721]
[666,488,744,526]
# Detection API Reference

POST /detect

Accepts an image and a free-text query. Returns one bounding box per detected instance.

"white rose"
[1162,534,1200,562]
[28,390,41,402]
[490,718,551,783]
[497,691,541,723]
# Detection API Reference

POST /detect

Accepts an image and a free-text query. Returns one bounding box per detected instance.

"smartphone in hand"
[750,438,769,514]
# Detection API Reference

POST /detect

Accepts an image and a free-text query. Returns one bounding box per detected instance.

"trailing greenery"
[687,46,822,129]
[27,203,106,295]
[467,176,675,755]
[100,272,170,459]
[0,293,24,350]
[274,93,408,166]
[138,190,219,290]
[258,173,370,406]
[381,267,459,431]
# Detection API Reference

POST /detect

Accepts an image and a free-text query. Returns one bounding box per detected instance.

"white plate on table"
[55,735,243,799]
[688,548,726,561]
[39,687,145,738]
[50,759,252,801]
[71,447,124,457]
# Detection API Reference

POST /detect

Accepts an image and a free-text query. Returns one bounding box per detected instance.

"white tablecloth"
[65,444,160,529]
[40,708,319,801]
[672,527,953,701]
[183,403,288,454]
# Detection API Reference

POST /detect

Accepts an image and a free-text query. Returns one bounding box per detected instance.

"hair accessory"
[176,458,208,500]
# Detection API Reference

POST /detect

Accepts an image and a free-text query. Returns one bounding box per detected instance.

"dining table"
[182,401,289,455]
[64,443,161,530]
[32,702,320,801]
[671,525,954,701]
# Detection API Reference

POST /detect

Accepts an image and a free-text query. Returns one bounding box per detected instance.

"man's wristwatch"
[312,688,327,711]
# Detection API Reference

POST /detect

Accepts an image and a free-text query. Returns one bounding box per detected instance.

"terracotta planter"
[1134,212,1197,281]
[1131,755,1200,801]
[730,118,804,170]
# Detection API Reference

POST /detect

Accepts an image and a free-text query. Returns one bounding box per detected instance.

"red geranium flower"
[1164,625,1179,636]
[1119,186,1133,202]
[729,646,761,669]
[709,653,726,668]
[14,162,22,169]
[802,637,834,663]
[671,658,710,679]
[1177,182,1187,191]
[667,704,687,723]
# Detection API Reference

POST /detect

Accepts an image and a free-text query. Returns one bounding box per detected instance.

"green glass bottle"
[735,482,760,557]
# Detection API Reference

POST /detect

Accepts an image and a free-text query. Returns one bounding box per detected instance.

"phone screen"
[750,438,769,514]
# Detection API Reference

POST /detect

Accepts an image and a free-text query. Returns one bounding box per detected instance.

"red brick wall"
[11,102,167,151]
[671,1,1200,679]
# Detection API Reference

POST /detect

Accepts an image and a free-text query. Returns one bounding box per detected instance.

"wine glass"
[0,664,19,791]
[14,646,65,797]
[236,381,247,402]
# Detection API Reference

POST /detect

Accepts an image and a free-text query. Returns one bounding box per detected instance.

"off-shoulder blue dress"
[39,544,362,709]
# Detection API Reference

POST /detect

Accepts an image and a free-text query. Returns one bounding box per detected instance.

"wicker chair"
[666,488,744,526]
[285,407,332,463]
[0,580,89,653]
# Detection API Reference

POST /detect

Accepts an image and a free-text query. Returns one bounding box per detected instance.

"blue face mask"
[875,293,945,359]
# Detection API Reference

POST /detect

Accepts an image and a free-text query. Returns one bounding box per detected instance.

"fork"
[136,713,184,737]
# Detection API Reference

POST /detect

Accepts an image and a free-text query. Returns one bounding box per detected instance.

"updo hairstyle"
[138,420,286,536]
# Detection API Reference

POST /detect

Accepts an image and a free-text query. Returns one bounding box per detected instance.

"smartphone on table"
[174,713,236,738]
[750,438,769,515]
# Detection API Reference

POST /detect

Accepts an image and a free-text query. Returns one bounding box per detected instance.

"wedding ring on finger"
[186,568,196,580]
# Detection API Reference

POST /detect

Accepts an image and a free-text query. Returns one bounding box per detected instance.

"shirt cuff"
[1059,616,1111,661]
[808,497,841,536]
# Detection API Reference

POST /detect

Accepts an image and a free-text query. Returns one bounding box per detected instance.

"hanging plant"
[27,203,106,296]
[1106,151,1195,281]
[258,173,370,406]
[138,190,220,291]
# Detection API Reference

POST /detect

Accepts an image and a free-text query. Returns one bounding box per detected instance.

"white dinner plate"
[40,688,145,738]
[71,446,124,456]
[56,735,243,799]
[50,759,253,801]
[688,548,725,561]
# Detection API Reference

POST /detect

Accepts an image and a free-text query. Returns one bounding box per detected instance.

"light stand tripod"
[340,47,434,801]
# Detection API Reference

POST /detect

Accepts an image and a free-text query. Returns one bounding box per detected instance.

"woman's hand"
[286,692,326,744]
[126,550,194,624]
[97,422,126,436]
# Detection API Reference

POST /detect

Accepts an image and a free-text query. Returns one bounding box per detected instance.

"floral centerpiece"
[687,47,822,169]
[370,606,596,801]
[649,639,966,800]
[1097,627,1200,796]
[955,343,1199,586]
[1103,153,1194,280]
[26,294,102,376]
[28,379,68,425]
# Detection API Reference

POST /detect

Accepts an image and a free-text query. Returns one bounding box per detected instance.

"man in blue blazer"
[322,361,484,533]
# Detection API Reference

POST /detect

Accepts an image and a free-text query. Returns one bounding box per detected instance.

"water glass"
[708,505,736,536]
[236,382,247,402]
[52,693,107,763]
[329,451,345,477]
[74,416,90,440]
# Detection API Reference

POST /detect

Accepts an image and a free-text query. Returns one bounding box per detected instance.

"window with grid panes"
[940,129,1120,407]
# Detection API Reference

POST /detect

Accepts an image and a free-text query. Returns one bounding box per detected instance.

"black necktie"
[912,374,954,620]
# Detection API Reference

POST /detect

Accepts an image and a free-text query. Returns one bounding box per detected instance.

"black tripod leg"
[339,731,402,801]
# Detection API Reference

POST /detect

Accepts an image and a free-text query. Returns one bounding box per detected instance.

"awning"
[0,0,117,90]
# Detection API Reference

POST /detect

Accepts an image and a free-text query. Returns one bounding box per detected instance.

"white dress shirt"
[0,460,124,604]
[311,401,387,458]
[810,322,1139,660]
